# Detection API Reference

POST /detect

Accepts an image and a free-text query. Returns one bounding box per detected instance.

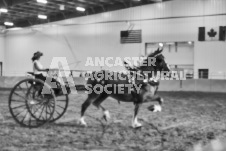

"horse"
[78,47,170,128]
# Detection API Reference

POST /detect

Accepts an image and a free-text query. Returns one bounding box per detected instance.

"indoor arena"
[0,0,226,150]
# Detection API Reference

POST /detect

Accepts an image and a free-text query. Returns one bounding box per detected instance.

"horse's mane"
[139,48,163,68]
[123,47,163,75]
[146,47,163,59]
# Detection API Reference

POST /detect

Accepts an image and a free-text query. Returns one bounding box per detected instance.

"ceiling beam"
[0,14,20,20]
[9,7,39,16]
[26,1,61,13]
[52,0,89,8]
[47,1,77,11]
[95,0,115,5]
[44,1,76,12]
[72,0,103,6]
[7,10,33,17]
[0,0,33,7]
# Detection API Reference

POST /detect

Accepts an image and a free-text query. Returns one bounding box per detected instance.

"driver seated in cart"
[31,51,70,95]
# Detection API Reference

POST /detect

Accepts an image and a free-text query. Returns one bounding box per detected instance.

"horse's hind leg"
[132,103,142,128]
[92,93,110,121]
[79,93,99,126]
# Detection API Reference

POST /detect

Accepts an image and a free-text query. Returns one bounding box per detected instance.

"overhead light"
[76,7,85,12]
[4,22,14,26]
[0,8,8,13]
[38,14,47,19]
[188,41,193,45]
[37,0,47,4]
[159,43,164,47]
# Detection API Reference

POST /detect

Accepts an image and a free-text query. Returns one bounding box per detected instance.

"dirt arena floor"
[0,90,226,151]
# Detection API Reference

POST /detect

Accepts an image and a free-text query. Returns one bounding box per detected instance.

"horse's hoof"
[148,105,155,111]
[103,110,110,121]
[78,121,87,127]
[132,123,142,129]
[160,98,164,104]
[148,105,162,112]
[78,118,87,127]
[135,126,142,129]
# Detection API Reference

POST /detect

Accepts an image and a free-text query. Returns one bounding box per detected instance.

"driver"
[32,51,49,81]
[31,51,71,95]
[31,51,70,95]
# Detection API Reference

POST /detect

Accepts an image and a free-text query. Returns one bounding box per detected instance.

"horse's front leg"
[99,105,111,121]
[132,103,142,128]
[145,95,163,112]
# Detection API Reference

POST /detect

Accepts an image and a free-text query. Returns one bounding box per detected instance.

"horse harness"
[127,71,160,104]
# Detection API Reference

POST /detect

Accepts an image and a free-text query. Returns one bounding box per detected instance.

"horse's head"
[154,52,170,72]
[140,47,170,75]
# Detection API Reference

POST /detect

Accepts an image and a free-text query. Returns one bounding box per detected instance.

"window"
[198,69,208,79]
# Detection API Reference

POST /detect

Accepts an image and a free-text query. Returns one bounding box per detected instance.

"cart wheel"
[9,78,56,128]
[49,94,69,122]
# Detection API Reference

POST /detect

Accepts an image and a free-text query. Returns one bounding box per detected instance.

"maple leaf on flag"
[208,28,217,38]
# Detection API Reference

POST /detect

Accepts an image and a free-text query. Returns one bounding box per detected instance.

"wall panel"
[2,0,226,76]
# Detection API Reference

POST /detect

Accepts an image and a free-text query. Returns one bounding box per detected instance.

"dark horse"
[79,47,170,128]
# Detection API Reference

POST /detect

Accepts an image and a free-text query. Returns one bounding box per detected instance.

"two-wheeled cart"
[8,71,74,128]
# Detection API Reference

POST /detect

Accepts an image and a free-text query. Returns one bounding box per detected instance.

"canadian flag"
[205,27,219,41]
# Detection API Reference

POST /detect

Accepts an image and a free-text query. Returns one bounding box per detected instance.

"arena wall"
[0,35,4,63]
[1,0,226,77]
[0,76,86,89]
[0,76,225,93]
[158,79,226,93]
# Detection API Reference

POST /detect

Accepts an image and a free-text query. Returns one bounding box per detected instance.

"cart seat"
[27,72,35,76]
[27,72,40,79]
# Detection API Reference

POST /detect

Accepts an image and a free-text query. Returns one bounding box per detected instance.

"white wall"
[195,41,226,79]
[0,35,4,61]
[3,0,226,77]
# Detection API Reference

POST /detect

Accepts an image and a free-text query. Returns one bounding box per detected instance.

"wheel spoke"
[27,88,35,98]
[18,85,27,96]
[38,105,46,120]
[57,99,66,102]
[25,81,29,89]
[29,105,38,115]
[28,114,32,126]
[55,110,61,116]
[13,92,27,101]
[49,100,55,106]
[46,104,52,114]
[11,99,25,103]
[14,108,27,117]
[12,104,26,110]
[21,110,29,123]
[56,105,65,109]
[31,104,43,115]
[31,100,44,106]
[45,105,48,120]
